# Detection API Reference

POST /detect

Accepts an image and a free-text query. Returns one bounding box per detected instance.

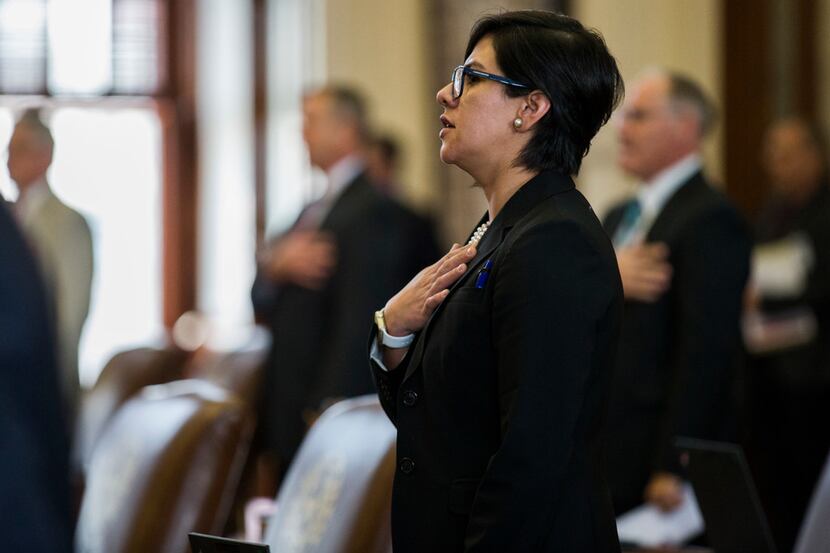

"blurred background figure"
[8,109,94,423]
[744,117,830,551]
[365,132,442,276]
[251,86,421,484]
[0,196,73,552]
[365,133,400,196]
[0,1,828,550]
[602,69,751,516]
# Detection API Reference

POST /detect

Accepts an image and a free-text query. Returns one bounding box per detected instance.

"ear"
[515,90,551,132]
[671,104,703,142]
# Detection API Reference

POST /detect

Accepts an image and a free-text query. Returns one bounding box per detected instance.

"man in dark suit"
[747,118,830,550]
[0,197,73,552]
[603,70,751,514]
[252,86,422,471]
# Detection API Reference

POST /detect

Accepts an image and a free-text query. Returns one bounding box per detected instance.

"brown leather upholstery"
[75,379,254,553]
[264,395,396,553]
[74,346,189,473]
[187,330,270,407]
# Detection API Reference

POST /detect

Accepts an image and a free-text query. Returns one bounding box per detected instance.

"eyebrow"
[466,61,485,70]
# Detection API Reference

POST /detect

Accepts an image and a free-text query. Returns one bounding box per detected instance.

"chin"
[439,144,457,166]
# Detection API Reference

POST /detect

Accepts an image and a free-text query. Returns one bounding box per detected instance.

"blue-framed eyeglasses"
[451,65,529,99]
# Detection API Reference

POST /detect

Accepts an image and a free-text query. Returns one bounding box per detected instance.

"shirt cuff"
[370,339,390,372]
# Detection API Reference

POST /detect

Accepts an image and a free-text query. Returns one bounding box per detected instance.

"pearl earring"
[513,117,523,129]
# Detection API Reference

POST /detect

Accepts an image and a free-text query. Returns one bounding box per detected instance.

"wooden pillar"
[253,0,268,249]
[161,0,198,327]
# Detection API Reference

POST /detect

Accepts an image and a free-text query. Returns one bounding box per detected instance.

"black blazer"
[372,171,623,552]
[253,172,426,463]
[0,200,72,552]
[602,171,751,513]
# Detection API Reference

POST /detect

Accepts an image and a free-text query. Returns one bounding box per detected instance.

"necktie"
[292,197,327,231]
[613,199,642,248]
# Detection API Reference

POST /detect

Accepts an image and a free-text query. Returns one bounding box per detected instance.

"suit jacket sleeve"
[654,207,750,471]
[464,221,616,551]
[54,212,93,404]
[369,325,410,426]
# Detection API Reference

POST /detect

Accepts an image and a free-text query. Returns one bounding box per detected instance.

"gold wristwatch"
[374,309,415,349]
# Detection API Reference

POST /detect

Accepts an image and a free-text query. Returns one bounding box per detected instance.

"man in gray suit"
[8,109,93,420]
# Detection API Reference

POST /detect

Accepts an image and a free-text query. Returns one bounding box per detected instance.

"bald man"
[602,70,751,515]
[9,110,93,421]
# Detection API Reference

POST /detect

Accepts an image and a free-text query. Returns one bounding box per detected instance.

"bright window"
[49,107,164,387]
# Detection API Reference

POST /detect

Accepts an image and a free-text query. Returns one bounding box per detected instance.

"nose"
[436,82,456,108]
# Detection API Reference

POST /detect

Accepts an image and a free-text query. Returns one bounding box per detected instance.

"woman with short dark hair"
[370,10,625,551]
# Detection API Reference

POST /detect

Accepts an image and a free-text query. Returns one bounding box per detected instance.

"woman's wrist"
[383,302,413,337]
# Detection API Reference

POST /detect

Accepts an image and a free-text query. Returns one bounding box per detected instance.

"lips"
[439,114,455,139]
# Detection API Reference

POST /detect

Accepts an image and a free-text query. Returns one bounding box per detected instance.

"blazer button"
[399,457,415,474]
[402,390,418,407]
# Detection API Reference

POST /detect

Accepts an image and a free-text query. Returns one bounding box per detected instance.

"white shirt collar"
[15,177,50,223]
[325,154,364,201]
[637,153,702,219]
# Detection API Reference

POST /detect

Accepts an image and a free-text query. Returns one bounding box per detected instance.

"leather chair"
[187,329,270,407]
[263,395,396,553]
[793,450,830,553]
[74,346,189,474]
[75,379,254,553]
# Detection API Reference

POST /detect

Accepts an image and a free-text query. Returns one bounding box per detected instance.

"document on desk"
[616,484,704,547]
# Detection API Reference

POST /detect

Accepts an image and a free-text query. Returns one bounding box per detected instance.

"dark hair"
[466,10,623,175]
[797,118,829,161]
[665,72,717,137]
[369,134,401,166]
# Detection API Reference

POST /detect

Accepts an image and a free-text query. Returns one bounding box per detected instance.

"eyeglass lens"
[452,67,463,98]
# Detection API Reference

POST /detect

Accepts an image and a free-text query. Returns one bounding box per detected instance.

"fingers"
[640,241,669,260]
[424,289,450,312]
[435,244,476,278]
[428,263,467,297]
[618,242,673,302]
[624,269,671,302]
[645,473,684,512]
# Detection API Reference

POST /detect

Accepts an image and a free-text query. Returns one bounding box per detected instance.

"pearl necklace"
[467,220,491,246]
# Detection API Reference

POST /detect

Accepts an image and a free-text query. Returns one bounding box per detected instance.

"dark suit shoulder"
[674,173,737,214]
[509,189,615,256]
[652,173,748,242]
[500,190,622,305]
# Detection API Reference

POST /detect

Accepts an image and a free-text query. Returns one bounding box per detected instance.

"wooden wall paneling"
[723,0,771,218]
[796,0,817,117]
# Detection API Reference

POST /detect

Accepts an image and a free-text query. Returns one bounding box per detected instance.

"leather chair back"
[189,331,270,407]
[794,450,830,553]
[74,346,189,473]
[75,380,253,553]
[264,395,395,553]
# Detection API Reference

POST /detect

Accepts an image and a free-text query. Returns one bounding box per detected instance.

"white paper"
[616,484,705,547]
[752,233,814,298]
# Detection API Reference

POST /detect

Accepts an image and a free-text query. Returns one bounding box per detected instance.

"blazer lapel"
[402,170,575,383]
